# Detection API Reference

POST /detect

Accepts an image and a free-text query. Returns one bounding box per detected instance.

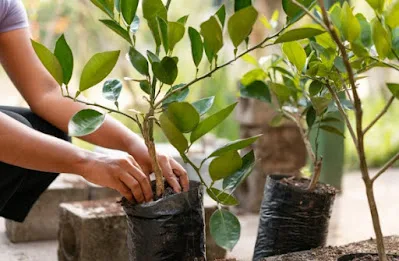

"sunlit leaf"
[192,96,214,115]
[165,102,200,133]
[102,79,122,102]
[228,6,258,48]
[69,109,106,137]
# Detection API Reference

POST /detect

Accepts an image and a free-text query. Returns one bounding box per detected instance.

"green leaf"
[130,16,140,34]
[128,47,149,76]
[142,0,167,46]
[209,136,261,158]
[200,16,223,62]
[320,125,345,138]
[282,0,316,24]
[191,103,237,143]
[210,209,241,251]
[192,96,215,115]
[306,107,316,128]
[152,57,178,85]
[157,17,169,53]
[159,113,188,154]
[139,80,151,95]
[228,6,258,48]
[188,27,204,67]
[121,0,138,25]
[356,14,372,47]
[365,0,385,13]
[90,0,114,18]
[115,0,121,12]
[334,57,347,73]
[340,2,360,43]
[207,188,238,206]
[223,150,256,191]
[54,35,73,85]
[282,42,306,71]
[241,69,267,86]
[385,0,399,28]
[146,50,160,63]
[31,40,63,86]
[371,18,392,59]
[209,151,242,181]
[102,79,122,102]
[269,82,291,101]
[79,50,120,92]
[165,102,200,133]
[329,3,342,31]
[234,0,252,11]
[275,27,325,43]
[240,81,271,103]
[311,96,331,115]
[168,22,185,52]
[100,20,132,44]
[309,80,323,96]
[177,15,189,25]
[270,114,284,127]
[242,54,258,66]
[216,5,226,27]
[162,84,189,106]
[387,83,399,99]
[68,109,106,137]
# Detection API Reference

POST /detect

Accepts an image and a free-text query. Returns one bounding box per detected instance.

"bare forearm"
[0,112,89,175]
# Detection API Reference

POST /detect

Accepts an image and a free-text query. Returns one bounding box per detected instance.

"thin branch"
[369,57,399,71]
[291,0,328,31]
[364,96,395,135]
[154,27,287,108]
[371,152,399,182]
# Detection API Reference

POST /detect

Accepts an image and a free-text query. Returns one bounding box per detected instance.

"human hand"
[155,153,190,193]
[80,152,153,203]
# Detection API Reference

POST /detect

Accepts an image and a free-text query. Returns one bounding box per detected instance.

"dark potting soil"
[351,255,399,261]
[280,176,338,195]
[121,181,177,205]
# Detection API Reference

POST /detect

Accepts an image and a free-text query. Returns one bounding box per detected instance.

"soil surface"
[351,255,399,261]
[264,236,399,261]
[280,176,338,195]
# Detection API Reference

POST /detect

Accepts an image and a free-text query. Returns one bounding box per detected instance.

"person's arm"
[0,28,188,193]
[0,111,152,202]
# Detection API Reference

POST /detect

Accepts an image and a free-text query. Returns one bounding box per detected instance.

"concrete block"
[58,199,128,261]
[5,175,88,243]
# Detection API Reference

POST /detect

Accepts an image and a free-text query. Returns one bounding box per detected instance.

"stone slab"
[58,199,128,261]
[5,175,88,243]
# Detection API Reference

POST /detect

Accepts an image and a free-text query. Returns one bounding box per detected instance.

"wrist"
[70,149,95,178]
[125,139,152,174]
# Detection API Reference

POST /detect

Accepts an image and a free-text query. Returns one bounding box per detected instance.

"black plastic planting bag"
[253,175,336,261]
[122,181,205,261]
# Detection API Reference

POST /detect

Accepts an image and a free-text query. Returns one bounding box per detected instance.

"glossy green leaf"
[142,0,167,46]
[240,81,271,103]
[90,0,114,18]
[207,188,238,206]
[365,0,385,12]
[121,0,138,25]
[188,27,204,67]
[162,84,189,106]
[159,113,188,154]
[223,150,255,191]
[102,79,122,102]
[306,107,316,128]
[209,150,242,181]
[356,14,372,47]
[177,15,189,25]
[168,22,185,52]
[334,57,347,73]
[31,40,63,86]
[320,125,345,138]
[329,3,342,31]
[275,27,325,43]
[79,50,120,92]
[216,5,226,27]
[165,102,200,133]
[282,42,306,71]
[309,80,323,96]
[371,18,392,59]
[128,47,149,76]
[269,82,291,101]
[387,83,399,99]
[385,0,399,28]
[191,103,237,143]
[192,96,215,115]
[234,0,251,11]
[228,6,258,48]
[241,69,267,86]
[200,16,223,62]
[68,109,106,137]
[158,17,169,53]
[152,57,178,85]
[54,35,73,85]
[146,50,160,64]
[139,80,151,95]
[282,0,316,24]
[209,136,261,158]
[100,20,132,44]
[340,2,360,43]
[210,209,241,250]
[311,96,331,115]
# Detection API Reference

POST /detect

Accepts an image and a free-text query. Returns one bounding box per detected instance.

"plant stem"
[371,152,399,182]
[363,96,395,135]
[154,27,287,108]
[181,154,209,189]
